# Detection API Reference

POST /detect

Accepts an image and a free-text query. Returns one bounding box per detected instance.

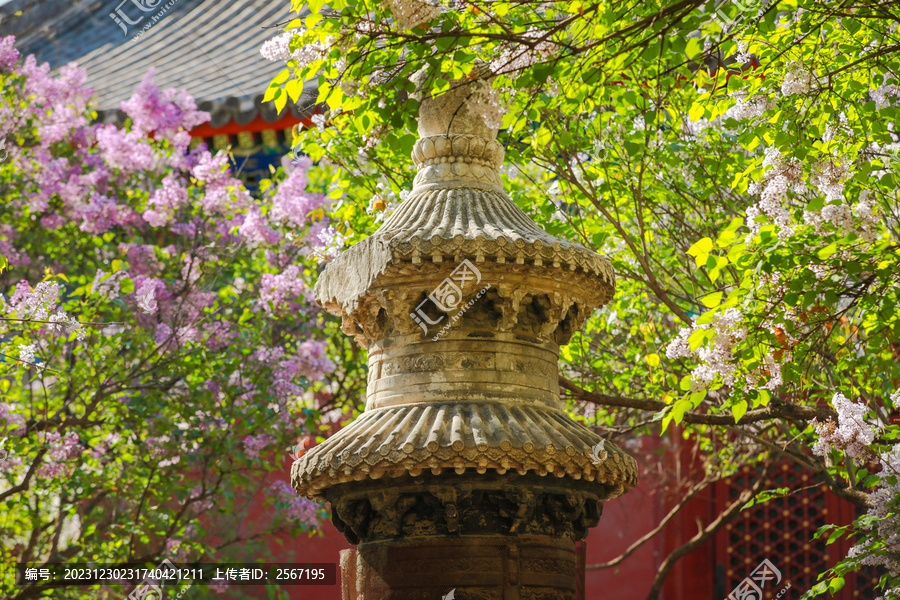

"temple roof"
[0,0,314,122]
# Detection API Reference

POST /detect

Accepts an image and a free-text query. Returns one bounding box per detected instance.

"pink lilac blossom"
[8,280,60,321]
[119,243,160,276]
[296,340,336,380]
[203,320,235,351]
[90,432,121,459]
[258,265,316,315]
[269,480,320,528]
[239,206,281,246]
[0,402,26,436]
[811,392,879,463]
[313,225,347,261]
[0,225,31,267]
[242,434,276,460]
[36,431,82,479]
[95,125,156,173]
[90,269,129,300]
[144,175,189,226]
[0,36,19,72]
[72,192,139,235]
[120,68,209,141]
[269,159,327,228]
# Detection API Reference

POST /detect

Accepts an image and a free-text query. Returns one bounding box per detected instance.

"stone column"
[292,65,637,600]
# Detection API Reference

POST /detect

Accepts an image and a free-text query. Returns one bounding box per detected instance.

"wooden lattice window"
[715,463,877,599]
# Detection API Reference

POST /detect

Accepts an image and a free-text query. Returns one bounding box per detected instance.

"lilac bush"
[0,37,361,599]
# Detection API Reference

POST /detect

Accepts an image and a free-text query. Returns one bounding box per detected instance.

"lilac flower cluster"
[847,446,900,588]
[35,431,83,479]
[811,393,879,462]
[489,28,557,75]
[242,434,276,460]
[665,308,747,388]
[269,480,320,528]
[386,0,441,30]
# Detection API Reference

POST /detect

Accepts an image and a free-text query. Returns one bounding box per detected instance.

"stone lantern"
[292,66,638,600]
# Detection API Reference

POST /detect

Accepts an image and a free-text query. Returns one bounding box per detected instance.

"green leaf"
[272,68,290,85]
[700,292,723,308]
[817,243,837,260]
[687,237,713,257]
[827,577,845,593]
[732,400,747,423]
[645,353,660,367]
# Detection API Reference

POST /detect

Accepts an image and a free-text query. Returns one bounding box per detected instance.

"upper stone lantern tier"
[293,65,637,531]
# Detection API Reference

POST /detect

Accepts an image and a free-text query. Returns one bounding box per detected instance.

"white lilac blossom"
[847,448,900,580]
[781,61,814,96]
[260,31,335,69]
[489,28,557,74]
[735,40,752,64]
[872,83,900,110]
[314,225,347,261]
[466,79,505,129]
[813,159,851,203]
[811,392,879,463]
[47,311,86,341]
[665,308,751,389]
[745,147,806,241]
[8,280,60,321]
[724,92,774,121]
[387,0,441,30]
[17,343,36,364]
[366,185,403,222]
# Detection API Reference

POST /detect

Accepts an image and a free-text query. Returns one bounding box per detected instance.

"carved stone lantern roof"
[293,67,637,537]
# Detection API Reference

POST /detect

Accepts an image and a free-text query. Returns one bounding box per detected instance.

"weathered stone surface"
[340,536,578,600]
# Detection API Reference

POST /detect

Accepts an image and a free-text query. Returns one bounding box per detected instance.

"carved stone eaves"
[327,475,604,545]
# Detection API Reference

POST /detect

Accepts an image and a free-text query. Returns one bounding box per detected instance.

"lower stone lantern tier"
[291,63,637,600]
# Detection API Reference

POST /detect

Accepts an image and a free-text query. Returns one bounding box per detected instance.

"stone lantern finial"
[293,64,637,599]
